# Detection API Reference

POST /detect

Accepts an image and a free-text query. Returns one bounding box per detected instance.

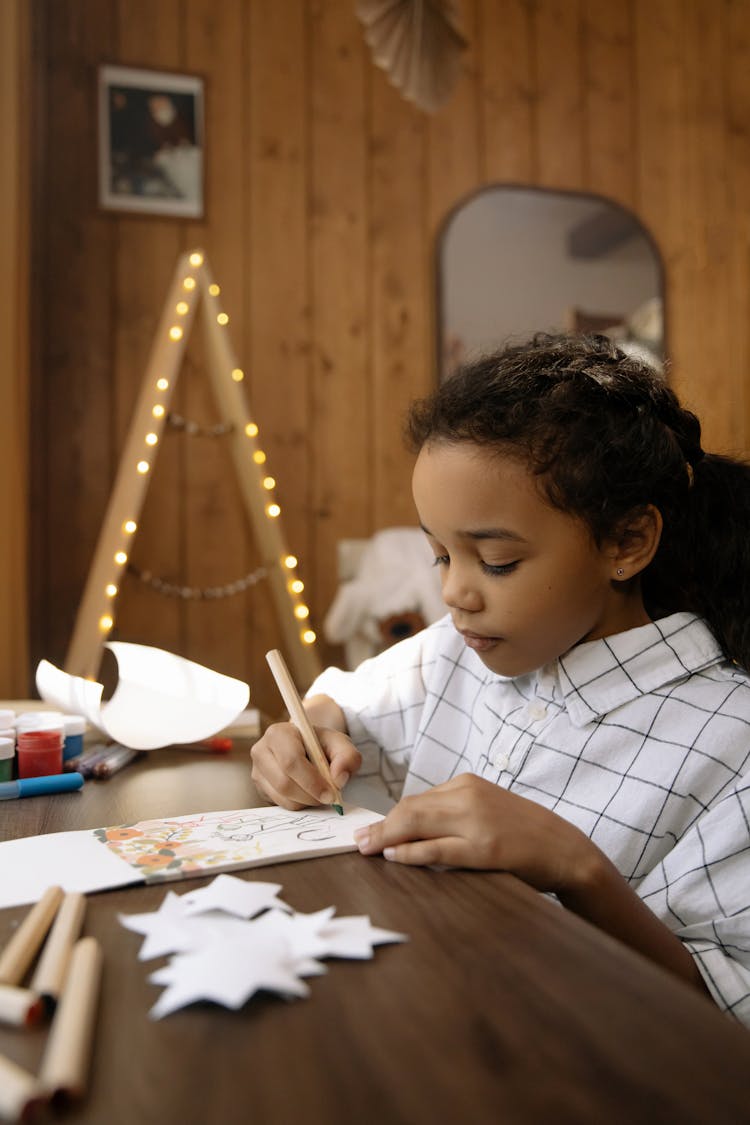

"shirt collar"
[553,613,726,727]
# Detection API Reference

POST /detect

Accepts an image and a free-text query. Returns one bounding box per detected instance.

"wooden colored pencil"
[265,648,344,815]
[0,885,64,987]
[0,984,44,1028]
[39,937,102,1102]
[0,1051,43,1122]
[30,891,86,1009]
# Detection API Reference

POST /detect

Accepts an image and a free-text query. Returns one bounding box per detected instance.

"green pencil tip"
[333,803,344,816]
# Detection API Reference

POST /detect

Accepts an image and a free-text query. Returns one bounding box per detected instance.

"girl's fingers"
[381,837,465,868]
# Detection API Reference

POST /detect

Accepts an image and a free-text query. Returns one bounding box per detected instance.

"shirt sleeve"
[306,617,451,799]
[635,778,750,1025]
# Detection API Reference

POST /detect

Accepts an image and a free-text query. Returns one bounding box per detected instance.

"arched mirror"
[437,186,665,381]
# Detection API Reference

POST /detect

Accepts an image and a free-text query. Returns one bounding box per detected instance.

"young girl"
[251,334,750,1024]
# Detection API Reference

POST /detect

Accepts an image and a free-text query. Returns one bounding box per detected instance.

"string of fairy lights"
[96,250,317,649]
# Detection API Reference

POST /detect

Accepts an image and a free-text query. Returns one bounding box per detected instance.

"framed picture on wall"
[98,64,205,218]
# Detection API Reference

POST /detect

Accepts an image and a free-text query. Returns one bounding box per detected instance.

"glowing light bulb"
[301,629,317,645]
[266,503,281,518]
[99,615,114,633]
[209,283,220,296]
[245,422,259,437]
[105,583,118,598]
[253,450,267,464]
[290,579,304,594]
[217,313,229,326]
[145,432,158,446]
[263,476,275,490]
[123,520,137,534]
[137,460,150,474]
[294,604,310,619]
[189,252,203,266]
[284,555,298,570]
[231,368,244,382]
[175,301,189,315]
[114,551,127,566]
[169,326,183,341]
[152,404,165,418]
[183,276,196,291]
[156,378,169,391]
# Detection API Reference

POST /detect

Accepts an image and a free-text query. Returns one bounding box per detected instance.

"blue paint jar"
[62,715,86,762]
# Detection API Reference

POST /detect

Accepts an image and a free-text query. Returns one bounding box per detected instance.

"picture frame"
[98,64,205,218]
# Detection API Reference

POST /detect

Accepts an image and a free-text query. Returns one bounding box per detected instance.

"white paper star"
[180,875,289,919]
[148,933,309,1019]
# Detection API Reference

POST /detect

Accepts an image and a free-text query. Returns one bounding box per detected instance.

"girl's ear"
[606,504,663,582]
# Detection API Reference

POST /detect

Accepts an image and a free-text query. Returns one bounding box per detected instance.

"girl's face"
[412,441,651,678]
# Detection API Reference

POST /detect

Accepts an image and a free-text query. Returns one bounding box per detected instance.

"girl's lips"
[460,631,500,652]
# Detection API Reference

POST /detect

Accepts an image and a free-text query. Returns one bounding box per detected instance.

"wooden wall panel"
[478,0,535,183]
[533,0,585,189]
[110,0,185,657]
[309,0,370,650]
[33,0,118,672]
[246,0,310,699]
[28,0,750,711]
[370,79,428,528]
[182,0,249,682]
[582,0,636,207]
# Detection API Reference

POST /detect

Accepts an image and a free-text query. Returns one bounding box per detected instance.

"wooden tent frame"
[65,250,322,689]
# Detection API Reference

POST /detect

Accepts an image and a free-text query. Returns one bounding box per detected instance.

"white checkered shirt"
[311,612,750,1024]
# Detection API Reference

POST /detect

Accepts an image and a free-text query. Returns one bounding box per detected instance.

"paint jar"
[15,711,65,733]
[0,709,15,730]
[0,737,14,782]
[62,715,86,762]
[16,728,64,779]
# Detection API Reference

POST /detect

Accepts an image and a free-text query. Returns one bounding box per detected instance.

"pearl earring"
[616,567,625,577]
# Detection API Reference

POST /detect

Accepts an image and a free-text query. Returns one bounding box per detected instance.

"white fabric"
[323,528,445,666]
[310,611,750,1025]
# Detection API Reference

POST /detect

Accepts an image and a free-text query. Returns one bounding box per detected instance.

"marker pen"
[0,773,84,800]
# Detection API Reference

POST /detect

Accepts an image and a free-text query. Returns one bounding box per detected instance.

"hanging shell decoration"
[356,0,468,113]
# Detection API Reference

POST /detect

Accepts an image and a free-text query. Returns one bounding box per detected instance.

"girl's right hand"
[250,721,362,810]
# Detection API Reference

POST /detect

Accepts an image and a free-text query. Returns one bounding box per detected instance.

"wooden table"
[2,747,750,1125]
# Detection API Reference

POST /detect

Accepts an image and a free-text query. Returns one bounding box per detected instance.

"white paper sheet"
[0,805,384,910]
[35,642,250,750]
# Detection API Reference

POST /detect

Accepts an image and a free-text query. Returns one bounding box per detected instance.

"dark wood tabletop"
[2,746,750,1125]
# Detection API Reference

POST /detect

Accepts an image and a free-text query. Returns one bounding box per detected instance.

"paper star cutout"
[148,933,309,1019]
[180,875,289,919]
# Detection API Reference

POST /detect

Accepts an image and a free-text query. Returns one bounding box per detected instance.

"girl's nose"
[441,566,483,613]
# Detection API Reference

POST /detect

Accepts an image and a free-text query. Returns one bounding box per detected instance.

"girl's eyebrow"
[420,523,526,543]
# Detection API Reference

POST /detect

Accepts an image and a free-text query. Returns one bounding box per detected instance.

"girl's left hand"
[353,773,597,896]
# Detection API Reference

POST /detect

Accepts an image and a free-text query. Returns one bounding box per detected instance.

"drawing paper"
[0,804,384,909]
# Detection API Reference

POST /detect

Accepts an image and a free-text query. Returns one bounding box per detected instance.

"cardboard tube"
[0,1051,43,1122]
[0,886,64,986]
[30,892,86,1007]
[0,983,44,1028]
[39,937,102,1101]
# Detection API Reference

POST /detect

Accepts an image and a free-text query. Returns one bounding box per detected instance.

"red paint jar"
[16,729,64,779]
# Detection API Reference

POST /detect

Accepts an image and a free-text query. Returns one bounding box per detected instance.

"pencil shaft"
[0,1051,42,1121]
[30,891,86,1002]
[0,885,64,986]
[39,937,102,1100]
[265,649,343,806]
[0,983,44,1028]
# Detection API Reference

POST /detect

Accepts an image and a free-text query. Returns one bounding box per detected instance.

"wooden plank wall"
[29,0,750,713]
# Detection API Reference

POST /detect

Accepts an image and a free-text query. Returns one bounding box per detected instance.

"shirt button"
[526,701,548,722]
[493,752,510,770]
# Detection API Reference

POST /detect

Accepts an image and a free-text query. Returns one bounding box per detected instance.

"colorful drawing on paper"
[92,805,381,882]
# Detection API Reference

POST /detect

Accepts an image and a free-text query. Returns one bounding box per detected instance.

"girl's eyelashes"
[431,554,519,576]
[481,560,519,576]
